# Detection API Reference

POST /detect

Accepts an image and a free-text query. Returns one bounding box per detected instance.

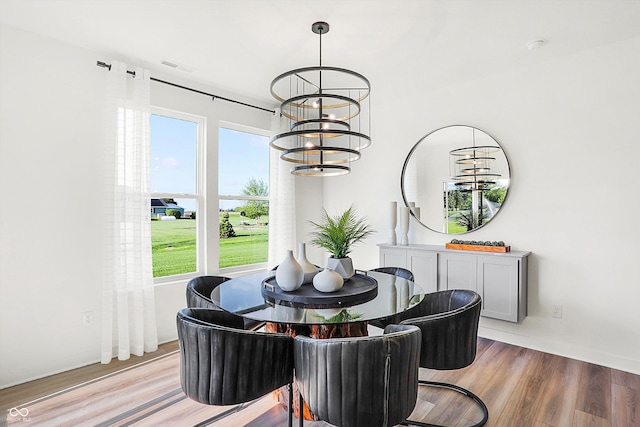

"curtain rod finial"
[96,60,112,71]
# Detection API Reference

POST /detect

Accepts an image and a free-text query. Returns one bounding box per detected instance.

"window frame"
[150,106,206,285]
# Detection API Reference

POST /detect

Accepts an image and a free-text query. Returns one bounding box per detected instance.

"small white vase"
[326,257,355,280]
[313,268,344,293]
[389,201,397,245]
[296,242,319,284]
[399,206,410,245]
[275,250,304,291]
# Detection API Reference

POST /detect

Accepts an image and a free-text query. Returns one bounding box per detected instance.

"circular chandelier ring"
[455,156,496,165]
[281,146,361,164]
[450,145,502,155]
[291,118,351,131]
[280,93,361,111]
[291,164,351,177]
[280,94,361,122]
[452,173,502,180]
[271,66,371,104]
[270,129,371,151]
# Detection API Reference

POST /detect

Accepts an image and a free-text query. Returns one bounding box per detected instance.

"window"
[150,109,203,280]
[218,125,270,270]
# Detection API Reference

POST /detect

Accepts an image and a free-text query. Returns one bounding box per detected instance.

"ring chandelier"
[270,22,371,176]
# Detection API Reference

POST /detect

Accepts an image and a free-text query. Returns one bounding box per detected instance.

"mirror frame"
[400,125,511,234]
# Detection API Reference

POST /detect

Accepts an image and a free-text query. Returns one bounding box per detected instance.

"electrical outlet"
[82,311,95,326]
[552,305,563,319]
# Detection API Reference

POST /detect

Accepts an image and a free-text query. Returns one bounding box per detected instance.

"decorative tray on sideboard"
[445,243,511,253]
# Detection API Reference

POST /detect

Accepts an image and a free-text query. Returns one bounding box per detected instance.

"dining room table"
[209,268,425,338]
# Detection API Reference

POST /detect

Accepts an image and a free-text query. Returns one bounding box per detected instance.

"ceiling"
[1,0,639,107]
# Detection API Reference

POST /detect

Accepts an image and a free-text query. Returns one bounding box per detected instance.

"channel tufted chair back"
[176,308,294,407]
[400,289,481,370]
[185,275,231,309]
[399,289,489,426]
[293,324,421,427]
[186,275,263,330]
[369,266,414,281]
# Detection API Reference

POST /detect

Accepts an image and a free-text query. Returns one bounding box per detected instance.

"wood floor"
[1,338,638,426]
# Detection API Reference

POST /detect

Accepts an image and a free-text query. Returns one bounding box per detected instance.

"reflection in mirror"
[401,125,510,234]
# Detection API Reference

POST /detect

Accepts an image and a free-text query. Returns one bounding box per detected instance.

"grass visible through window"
[151,212,268,277]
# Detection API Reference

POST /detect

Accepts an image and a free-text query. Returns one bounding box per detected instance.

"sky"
[150,114,269,212]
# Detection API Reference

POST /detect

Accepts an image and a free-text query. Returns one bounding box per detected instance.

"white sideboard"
[378,244,530,323]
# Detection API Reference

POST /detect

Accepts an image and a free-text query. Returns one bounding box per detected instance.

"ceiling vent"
[161,60,194,72]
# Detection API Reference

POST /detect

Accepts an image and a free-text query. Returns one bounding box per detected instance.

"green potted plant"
[309,205,374,279]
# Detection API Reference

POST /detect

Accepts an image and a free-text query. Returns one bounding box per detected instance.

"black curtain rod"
[96,61,275,114]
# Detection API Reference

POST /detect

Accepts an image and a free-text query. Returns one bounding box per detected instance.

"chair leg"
[298,390,304,427]
[402,380,488,427]
[288,383,293,427]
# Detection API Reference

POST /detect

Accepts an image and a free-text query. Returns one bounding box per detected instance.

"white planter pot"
[326,257,355,280]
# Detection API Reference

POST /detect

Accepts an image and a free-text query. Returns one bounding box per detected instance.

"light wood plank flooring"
[1,338,638,426]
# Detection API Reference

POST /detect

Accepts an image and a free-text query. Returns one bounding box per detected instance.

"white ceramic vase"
[296,242,319,284]
[326,257,355,280]
[275,250,304,291]
[313,268,344,293]
[389,201,397,245]
[399,206,410,245]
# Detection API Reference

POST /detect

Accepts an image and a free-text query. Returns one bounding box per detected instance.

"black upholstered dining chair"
[186,275,263,330]
[177,308,296,426]
[369,266,415,281]
[368,266,416,329]
[399,289,488,427]
[293,324,422,427]
[185,275,231,308]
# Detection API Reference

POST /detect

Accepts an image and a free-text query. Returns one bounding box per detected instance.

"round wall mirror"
[401,125,511,234]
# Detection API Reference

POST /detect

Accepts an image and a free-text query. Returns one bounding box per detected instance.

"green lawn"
[446,221,467,234]
[151,212,269,277]
[446,211,468,234]
[151,219,197,277]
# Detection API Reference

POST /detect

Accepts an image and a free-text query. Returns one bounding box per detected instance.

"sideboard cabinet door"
[477,256,520,322]
[378,246,438,293]
[407,250,438,293]
[379,246,407,269]
[438,252,477,292]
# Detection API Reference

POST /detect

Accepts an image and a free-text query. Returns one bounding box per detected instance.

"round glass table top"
[210,270,425,325]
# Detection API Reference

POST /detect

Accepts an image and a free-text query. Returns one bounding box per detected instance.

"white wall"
[321,35,640,374]
[0,24,272,388]
[0,24,106,388]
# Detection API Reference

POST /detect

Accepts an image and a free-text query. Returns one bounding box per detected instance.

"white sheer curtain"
[101,60,158,364]
[268,109,297,267]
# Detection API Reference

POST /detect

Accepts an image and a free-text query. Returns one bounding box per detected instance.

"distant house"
[151,199,184,217]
